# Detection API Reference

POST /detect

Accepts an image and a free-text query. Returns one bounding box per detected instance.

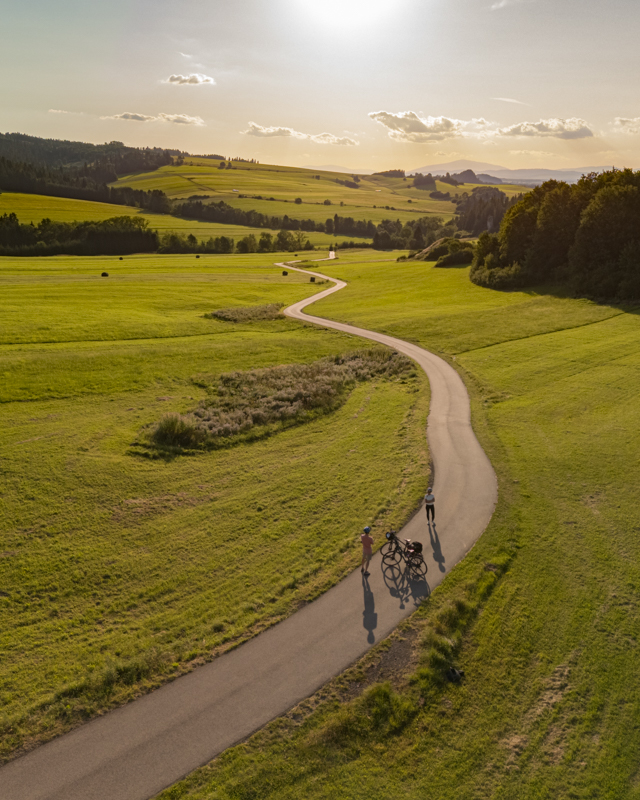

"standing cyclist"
[361,526,374,576]
[424,487,435,523]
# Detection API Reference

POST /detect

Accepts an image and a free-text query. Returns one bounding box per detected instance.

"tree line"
[470,168,640,299]
[172,199,381,238]
[0,132,175,175]
[0,213,158,256]
[0,156,172,213]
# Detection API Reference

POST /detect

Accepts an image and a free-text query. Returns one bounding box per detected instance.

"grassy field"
[0,192,355,248]
[113,158,527,227]
[155,253,640,799]
[0,252,430,760]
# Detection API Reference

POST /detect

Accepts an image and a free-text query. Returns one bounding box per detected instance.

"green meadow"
[156,253,640,799]
[0,192,353,248]
[0,252,430,759]
[114,158,526,226]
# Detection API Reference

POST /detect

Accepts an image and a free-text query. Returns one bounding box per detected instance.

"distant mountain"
[409,159,618,186]
[409,159,506,175]
[304,164,374,175]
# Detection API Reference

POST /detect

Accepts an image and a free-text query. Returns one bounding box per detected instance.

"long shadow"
[362,575,377,644]
[381,558,430,609]
[429,521,446,573]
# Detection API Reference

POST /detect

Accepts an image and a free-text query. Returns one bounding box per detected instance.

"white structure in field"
[329,250,336,259]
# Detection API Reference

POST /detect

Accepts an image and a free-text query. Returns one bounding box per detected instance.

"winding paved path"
[0,262,497,800]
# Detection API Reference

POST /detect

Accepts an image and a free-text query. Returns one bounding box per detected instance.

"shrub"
[435,249,474,268]
[152,413,207,449]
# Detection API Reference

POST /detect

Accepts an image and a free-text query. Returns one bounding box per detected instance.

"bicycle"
[382,531,427,577]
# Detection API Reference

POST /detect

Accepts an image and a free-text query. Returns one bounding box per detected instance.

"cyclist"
[360,526,374,576]
[425,487,435,523]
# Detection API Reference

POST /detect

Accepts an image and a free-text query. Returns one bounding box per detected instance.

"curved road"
[0,262,497,800]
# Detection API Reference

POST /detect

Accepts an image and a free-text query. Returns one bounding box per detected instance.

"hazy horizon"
[3,0,640,171]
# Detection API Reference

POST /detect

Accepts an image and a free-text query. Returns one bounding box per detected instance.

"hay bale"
[101,272,109,277]
[282,270,288,276]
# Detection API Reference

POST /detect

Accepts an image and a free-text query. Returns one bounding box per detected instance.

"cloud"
[612,117,640,135]
[498,117,593,139]
[101,111,204,125]
[369,110,595,143]
[509,149,554,156]
[164,73,215,85]
[491,97,528,105]
[103,112,157,122]
[368,110,491,143]
[243,121,358,145]
[157,113,204,125]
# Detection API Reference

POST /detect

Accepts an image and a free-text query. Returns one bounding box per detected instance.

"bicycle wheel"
[382,544,403,565]
[408,555,427,577]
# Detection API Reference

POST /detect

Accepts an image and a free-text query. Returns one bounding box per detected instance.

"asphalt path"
[0,261,497,800]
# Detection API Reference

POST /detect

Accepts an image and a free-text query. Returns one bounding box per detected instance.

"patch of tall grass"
[151,349,416,450]
[204,303,284,323]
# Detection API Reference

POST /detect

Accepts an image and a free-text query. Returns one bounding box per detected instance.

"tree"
[236,234,257,253]
[258,232,274,252]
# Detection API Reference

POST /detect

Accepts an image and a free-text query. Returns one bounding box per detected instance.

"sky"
[3,0,640,171]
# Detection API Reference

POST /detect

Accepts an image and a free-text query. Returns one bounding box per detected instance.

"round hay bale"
[282,270,288,276]
[101,272,109,277]
[119,257,123,261]
[196,254,200,258]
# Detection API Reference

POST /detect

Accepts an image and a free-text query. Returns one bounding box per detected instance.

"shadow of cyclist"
[429,521,446,573]
[362,574,377,644]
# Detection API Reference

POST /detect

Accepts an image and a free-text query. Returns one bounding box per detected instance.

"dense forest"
[0,132,175,176]
[470,168,640,299]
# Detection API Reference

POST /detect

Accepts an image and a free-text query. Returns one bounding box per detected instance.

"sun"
[296,0,395,30]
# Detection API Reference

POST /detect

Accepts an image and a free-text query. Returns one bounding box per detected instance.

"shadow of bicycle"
[381,558,430,609]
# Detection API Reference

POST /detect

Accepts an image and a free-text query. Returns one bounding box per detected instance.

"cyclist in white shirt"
[424,487,435,523]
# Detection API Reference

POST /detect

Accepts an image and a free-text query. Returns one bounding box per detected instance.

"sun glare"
[297,0,395,29]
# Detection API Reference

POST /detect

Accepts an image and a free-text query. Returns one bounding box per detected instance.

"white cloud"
[101,111,204,125]
[369,110,595,143]
[164,73,215,85]
[243,121,358,146]
[612,117,640,135]
[157,113,204,125]
[102,112,157,122]
[498,117,593,139]
[368,110,492,143]
[369,110,463,142]
[491,97,528,105]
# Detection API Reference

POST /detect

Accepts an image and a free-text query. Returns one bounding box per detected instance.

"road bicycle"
[381,530,427,577]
